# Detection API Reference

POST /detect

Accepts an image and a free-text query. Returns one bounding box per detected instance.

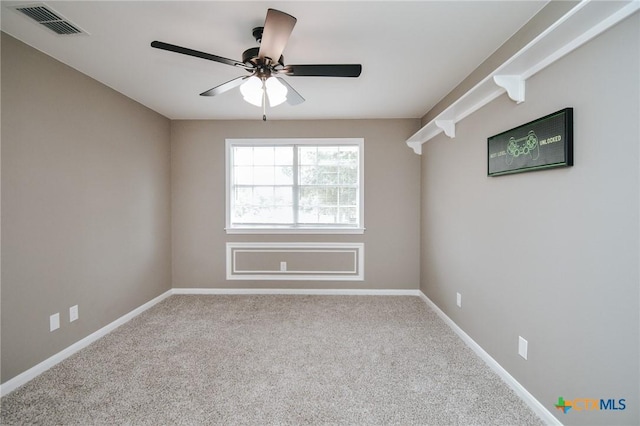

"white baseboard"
[0,289,173,397]
[417,291,562,426]
[172,288,421,296]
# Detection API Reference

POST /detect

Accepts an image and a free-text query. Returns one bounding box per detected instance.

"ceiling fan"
[151,8,362,120]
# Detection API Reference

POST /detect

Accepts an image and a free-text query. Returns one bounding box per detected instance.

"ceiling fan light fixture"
[265,76,288,107]
[240,75,263,107]
[151,8,363,118]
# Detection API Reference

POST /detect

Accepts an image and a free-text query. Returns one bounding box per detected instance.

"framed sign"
[488,108,573,176]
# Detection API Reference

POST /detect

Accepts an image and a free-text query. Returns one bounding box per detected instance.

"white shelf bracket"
[493,75,525,104]
[407,141,423,155]
[435,119,456,138]
[405,1,637,152]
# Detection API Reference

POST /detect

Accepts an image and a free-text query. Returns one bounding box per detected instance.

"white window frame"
[225,138,364,234]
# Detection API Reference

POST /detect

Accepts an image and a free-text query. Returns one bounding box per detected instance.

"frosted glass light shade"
[240,76,263,107]
[265,77,288,107]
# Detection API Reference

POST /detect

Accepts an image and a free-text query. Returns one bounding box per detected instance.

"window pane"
[300,186,338,207]
[339,187,357,206]
[299,146,317,165]
[269,207,294,224]
[318,147,338,165]
[322,187,339,206]
[299,165,318,185]
[254,166,275,185]
[318,166,339,185]
[299,206,332,224]
[234,166,253,185]
[234,147,253,166]
[274,146,293,165]
[254,186,274,203]
[253,147,274,165]
[299,186,320,207]
[319,207,338,223]
[233,205,294,225]
[274,187,293,205]
[234,187,253,205]
[232,201,262,223]
[234,206,270,224]
[338,166,358,185]
[298,207,318,224]
[298,187,344,224]
[338,146,358,164]
[339,207,358,224]
[275,166,293,185]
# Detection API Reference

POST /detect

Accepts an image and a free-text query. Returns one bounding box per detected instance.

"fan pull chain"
[262,83,267,121]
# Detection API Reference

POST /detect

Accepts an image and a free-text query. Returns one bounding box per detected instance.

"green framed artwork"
[488,108,573,176]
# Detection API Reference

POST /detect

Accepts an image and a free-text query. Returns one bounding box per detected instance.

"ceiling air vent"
[11,3,86,35]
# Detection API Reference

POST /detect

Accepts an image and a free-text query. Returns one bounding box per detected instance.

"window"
[226,138,364,234]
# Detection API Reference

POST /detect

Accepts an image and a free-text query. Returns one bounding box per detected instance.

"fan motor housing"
[242,47,260,66]
[242,47,284,68]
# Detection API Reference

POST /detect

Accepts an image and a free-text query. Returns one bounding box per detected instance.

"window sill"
[225,227,366,235]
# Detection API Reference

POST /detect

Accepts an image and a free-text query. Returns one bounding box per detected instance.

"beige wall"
[1,34,172,382]
[420,14,639,426]
[171,119,421,290]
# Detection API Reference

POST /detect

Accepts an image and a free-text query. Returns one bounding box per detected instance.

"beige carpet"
[1,295,543,425]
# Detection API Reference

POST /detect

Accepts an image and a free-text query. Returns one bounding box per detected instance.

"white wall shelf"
[406,0,639,155]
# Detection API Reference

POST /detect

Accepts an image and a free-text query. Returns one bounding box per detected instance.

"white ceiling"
[1,1,547,120]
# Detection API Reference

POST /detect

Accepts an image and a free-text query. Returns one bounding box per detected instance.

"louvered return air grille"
[12,3,85,35]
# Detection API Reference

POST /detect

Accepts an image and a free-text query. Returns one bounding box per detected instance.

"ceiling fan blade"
[275,77,305,105]
[282,64,362,78]
[151,41,250,70]
[258,9,297,62]
[200,76,250,97]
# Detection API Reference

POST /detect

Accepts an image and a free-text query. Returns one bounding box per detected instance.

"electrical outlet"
[456,292,462,308]
[69,305,79,322]
[518,336,528,360]
[50,313,60,331]
[280,261,287,271]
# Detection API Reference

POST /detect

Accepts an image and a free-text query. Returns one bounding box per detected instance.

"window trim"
[225,138,365,235]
